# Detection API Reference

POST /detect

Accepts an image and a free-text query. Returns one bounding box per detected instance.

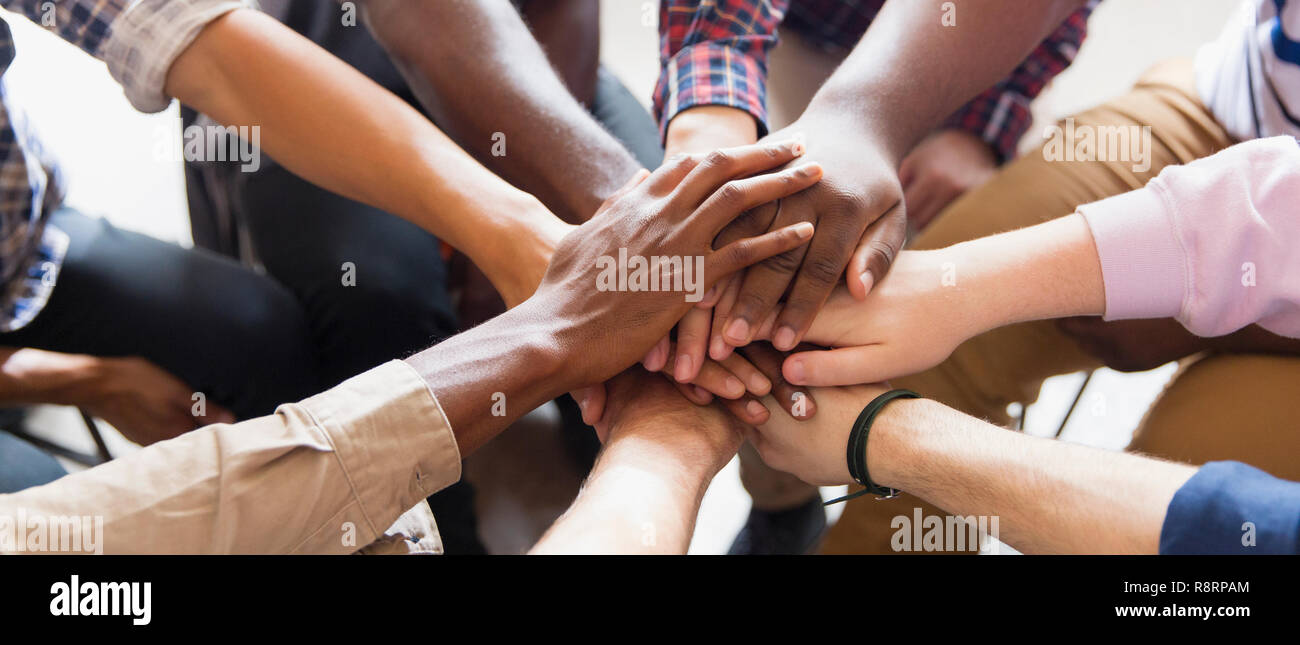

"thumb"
[782,345,899,387]
[847,204,906,301]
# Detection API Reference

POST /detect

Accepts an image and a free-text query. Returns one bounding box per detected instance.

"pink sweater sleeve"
[1077,136,1300,339]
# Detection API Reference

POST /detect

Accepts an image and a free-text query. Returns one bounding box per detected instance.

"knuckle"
[703,149,733,169]
[826,189,872,219]
[804,254,844,285]
[867,238,899,268]
[734,288,774,317]
[722,242,754,268]
[760,246,803,274]
[677,326,704,343]
[716,181,746,207]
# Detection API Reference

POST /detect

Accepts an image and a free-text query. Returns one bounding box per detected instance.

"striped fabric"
[1196,0,1300,142]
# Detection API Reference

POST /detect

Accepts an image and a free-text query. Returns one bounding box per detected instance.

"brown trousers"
[817,59,1300,553]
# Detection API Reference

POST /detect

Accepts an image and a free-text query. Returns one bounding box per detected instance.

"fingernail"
[799,398,816,418]
[786,359,806,385]
[674,354,694,382]
[860,270,874,294]
[793,221,814,239]
[701,285,718,304]
[791,141,805,156]
[746,400,768,419]
[773,326,797,351]
[724,376,745,398]
[749,373,771,394]
[725,318,750,344]
[693,386,711,400]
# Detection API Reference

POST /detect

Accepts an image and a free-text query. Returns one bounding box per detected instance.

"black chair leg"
[3,408,113,467]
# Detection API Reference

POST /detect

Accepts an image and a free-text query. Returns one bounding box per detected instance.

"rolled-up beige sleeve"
[0,360,460,554]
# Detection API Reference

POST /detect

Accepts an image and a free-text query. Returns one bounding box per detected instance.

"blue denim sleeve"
[1160,461,1300,554]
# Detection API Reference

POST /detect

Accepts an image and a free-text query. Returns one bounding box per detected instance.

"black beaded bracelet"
[824,389,920,506]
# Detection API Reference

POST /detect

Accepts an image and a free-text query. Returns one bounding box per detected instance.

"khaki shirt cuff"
[298,360,461,549]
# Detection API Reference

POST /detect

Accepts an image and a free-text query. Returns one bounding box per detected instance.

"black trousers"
[0,209,320,420]
[0,430,67,494]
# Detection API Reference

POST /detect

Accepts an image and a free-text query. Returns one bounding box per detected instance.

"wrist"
[491,199,573,308]
[862,397,934,491]
[665,105,759,156]
[403,299,577,456]
[599,433,718,500]
[938,244,1019,339]
[498,296,578,384]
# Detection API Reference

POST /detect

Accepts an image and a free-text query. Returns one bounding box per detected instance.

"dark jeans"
[0,209,320,420]
[591,66,666,170]
[0,430,67,494]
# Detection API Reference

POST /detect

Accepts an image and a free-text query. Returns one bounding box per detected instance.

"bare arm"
[165,9,567,306]
[665,106,760,157]
[358,0,643,223]
[521,0,601,105]
[0,348,233,445]
[751,384,1195,554]
[868,397,1194,554]
[531,373,743,554]
[810,0,1090,164]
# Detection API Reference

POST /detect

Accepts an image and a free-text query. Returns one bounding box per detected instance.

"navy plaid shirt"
[656,0,1099,161]
[0,0,246,331]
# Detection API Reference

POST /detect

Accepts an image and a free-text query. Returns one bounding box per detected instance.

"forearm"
[522,0,601,105]
[402,299,578,457]
[866,398,1196,554]
[808,0,1088,163]
[947,214,1105,334]
[0,347,99,407]
[360,0,642,223]
[165,9,563,303]
[531,436,710,554]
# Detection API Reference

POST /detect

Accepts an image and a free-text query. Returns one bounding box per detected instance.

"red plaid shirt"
[655,0,1097,161]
